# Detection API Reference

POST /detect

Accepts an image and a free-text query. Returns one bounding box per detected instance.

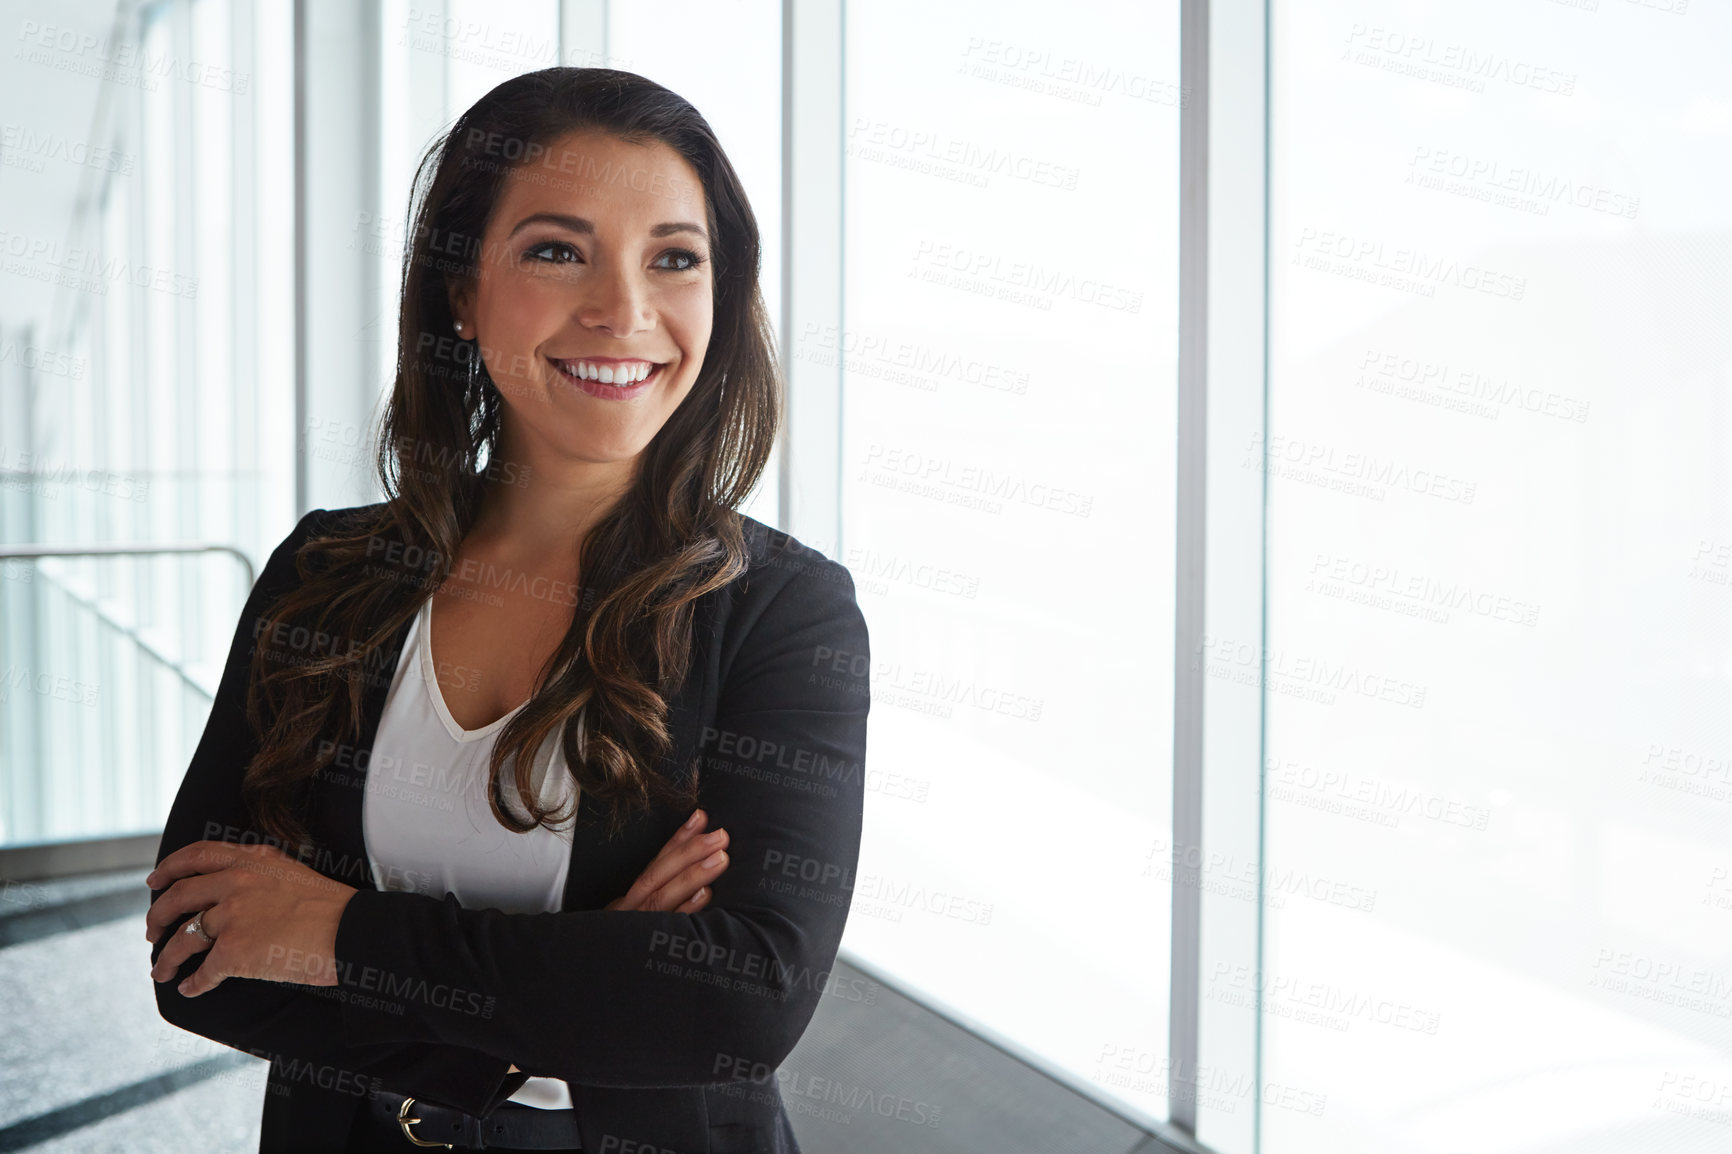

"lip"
[549,357,665,400]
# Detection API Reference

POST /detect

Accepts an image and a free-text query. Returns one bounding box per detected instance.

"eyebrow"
[505,212,709,244]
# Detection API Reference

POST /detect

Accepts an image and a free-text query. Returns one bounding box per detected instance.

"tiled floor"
[0,868,1179,1154]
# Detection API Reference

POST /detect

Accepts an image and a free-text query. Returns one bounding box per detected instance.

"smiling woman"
[145,68,866,1154]
[454,130,715,446]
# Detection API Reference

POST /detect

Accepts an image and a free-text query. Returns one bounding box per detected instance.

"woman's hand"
[604,807,730,912]
[144,841,358,997]
[502,813,728,1077]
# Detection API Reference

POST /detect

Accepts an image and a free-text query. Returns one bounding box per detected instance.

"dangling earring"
[453,319,464,337]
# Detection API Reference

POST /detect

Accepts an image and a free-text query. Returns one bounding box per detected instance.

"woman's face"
[449,128,714,475]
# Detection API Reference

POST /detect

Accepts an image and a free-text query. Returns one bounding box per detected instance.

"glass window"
[838,0,1183,1124]
[1262,3,1732,1149]
[0,0,291,847]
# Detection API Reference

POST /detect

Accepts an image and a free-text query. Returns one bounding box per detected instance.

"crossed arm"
[146,509,870,1111]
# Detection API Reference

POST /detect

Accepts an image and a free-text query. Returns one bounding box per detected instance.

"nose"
[575,259,652,338]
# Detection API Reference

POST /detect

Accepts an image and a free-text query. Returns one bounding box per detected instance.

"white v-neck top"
[362,596,582,1110]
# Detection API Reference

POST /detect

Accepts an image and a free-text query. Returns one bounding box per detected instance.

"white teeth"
[560,360,654,384]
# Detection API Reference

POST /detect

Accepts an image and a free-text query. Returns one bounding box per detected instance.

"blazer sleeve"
[328,547,872,1089]
[149,507,525,1117]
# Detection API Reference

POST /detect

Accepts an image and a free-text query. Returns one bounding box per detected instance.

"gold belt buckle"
[397,1096,454,1148]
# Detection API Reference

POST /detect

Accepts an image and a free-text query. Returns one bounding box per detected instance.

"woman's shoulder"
[714,513,868,695]
[274,500,393,558]
[297,501,393,538]
[263,501,391,554]
[730,511,857,606]
[282,501,860,613]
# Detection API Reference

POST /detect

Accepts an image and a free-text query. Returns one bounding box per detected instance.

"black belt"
[370,1089,584,1150]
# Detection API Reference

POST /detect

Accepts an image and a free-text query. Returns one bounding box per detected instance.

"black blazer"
[148,503,872,1154]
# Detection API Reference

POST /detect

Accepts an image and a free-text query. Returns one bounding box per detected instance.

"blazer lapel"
[305,583,710,916]
[304,609,414,894]
[559,597,711,913]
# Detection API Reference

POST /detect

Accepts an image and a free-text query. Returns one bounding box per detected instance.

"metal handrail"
[0,543,258,702]
[0,543,256,587]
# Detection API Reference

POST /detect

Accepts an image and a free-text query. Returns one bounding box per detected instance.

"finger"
[678,809,708,841]
[621,826,727,910]
[615,814,709,907]
[652,810,709,861]
[677,886,710,913]
[147,840,242,891]
[151,902,219,980]
[176,941,231,998]
[643,847,729,912]
[145,873,227,945]
[644,828,728,900]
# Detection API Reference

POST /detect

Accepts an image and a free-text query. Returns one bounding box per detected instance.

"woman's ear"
[446,274,475,334]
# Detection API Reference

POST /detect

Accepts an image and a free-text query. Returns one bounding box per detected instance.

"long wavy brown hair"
[240,67,780,858]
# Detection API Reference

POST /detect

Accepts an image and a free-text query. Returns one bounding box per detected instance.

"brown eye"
[655,249,706,272]
[525,241,580,263]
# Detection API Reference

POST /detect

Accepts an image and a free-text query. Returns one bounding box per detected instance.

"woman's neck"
[468,450,636,573]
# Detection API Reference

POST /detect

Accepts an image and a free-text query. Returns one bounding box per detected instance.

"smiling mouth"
[549,358,664,386]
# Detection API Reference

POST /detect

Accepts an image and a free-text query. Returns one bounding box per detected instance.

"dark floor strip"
[785,957,1160,1154]
[1126,1135,1200,1154]
[0,886,149,949]
[0,1052,254,1151]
